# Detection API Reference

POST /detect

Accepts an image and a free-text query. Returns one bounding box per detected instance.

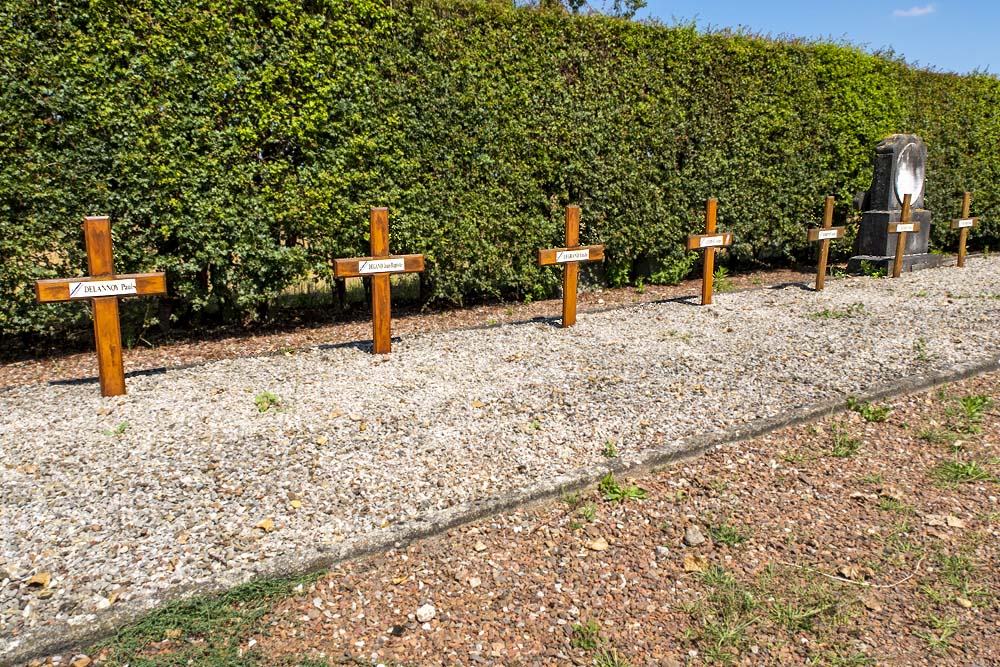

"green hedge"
[2,0,998,340]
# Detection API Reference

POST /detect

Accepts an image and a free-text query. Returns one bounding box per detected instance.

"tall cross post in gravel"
[34,216,167,397]
[686,198,733,305]
[806,196,845,291]
[889,194,920,278]
[333,208,424,354]
[537,205,604,327]
[951,191,978,268]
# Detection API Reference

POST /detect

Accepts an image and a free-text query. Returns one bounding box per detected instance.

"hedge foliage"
[2,0,998,339]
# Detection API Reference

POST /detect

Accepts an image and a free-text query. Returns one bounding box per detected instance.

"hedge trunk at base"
[4,0,999,342]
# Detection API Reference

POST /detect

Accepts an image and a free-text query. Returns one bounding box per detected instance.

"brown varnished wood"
[331,208,425,354]
[536,245,604,265]
[537,205,604,328]
[690,198,720,305]
[805,227,846,242]
[684,232,733,251]
[891,194,912,278]
[370,208,391,354]
[34,216,167,397]
[93,297,126,396]
[35,273,167,303]
[956,192,972,268]
[562,206,580,328]
[815,196,835,291]
[332,255,424,278]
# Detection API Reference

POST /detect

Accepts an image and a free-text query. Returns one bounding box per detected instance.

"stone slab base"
[847,253,946,275]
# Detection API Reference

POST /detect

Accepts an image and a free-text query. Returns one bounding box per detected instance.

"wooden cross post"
[34,216,167,397]
[951,191,979,268]
[537,205,604,327]
[333,208,424,354]
[686,198,733,305]
[889,194,920,278]
[806,196,845,291]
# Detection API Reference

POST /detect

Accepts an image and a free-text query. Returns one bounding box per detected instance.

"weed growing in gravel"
[254,391,281,413]
[593,647,634,667]
[94,571,324,666]
[601,440,618,458]
[913,337,931,362]
[916,614,961,654]
[846,397,890,422]
[578,502,597,522]
[690,566,758,664]
[707,522,748,547]
[957,394,992,432]
[859,260,887,278]
[561,490,581,507]
[713,266,734,293]
[810,303,866,320]
[598,473,647,503]
[858,473,884,485]
[919,427,958,447]
[570,618,602,650]
[876,497,915,514]
[930,459,994,485]
[828,427,861,458]
[103,421,129,437]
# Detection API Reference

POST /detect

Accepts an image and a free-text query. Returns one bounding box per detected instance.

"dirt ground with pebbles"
[251,371,1000,667]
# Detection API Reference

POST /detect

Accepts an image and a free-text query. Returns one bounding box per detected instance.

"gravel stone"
[683,526,706,547]
[3,258,1000,659]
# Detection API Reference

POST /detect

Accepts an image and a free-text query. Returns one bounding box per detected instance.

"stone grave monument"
[848,134,943,273]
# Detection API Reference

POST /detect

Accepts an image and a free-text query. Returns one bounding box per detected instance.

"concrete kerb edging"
[8,354,1000,666]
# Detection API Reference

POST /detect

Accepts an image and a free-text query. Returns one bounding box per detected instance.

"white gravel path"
[3,257,1000,660]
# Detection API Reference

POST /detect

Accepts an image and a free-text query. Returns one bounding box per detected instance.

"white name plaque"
[817,229,840,240]
[556,249,591,263]
[68,279,137,299]
[700,235,725,248]
[956,218,974,229]
[894,223,914,233]
[359,258,406,274]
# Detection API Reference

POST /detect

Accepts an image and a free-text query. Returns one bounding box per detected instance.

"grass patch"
[593,647,634,667]
[707,522,748,547]
[95,572,324,666]
[809,303,866,320]
[930,459,995,485]
[828,427,861,458]
[846,397,891,423]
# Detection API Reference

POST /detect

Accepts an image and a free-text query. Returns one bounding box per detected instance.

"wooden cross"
[951,191,979,268]
[806,195,845,291]
[537,205,604,327]
[685,198,733,305]
[34,216,167,397]
[333,208,424,354]
[888,193,921,278]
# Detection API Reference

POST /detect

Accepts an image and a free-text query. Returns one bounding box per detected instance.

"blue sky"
[632,1,998,75]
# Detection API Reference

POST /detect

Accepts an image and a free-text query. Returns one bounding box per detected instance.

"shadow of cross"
[333,207,424,354]
[537,205,604,327]
[34,216,167,397]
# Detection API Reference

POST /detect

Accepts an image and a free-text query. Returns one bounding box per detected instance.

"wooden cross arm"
[537,245,604,266]
[35,272,167,303]
[333,254,424,278]
[685,232,733,251]
[951,217,979,230]
[887,221,921,234]
[806,227,846,242]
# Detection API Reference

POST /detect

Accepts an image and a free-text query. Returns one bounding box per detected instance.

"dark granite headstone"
[849,134,943,273]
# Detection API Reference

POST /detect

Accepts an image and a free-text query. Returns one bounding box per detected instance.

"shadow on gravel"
[769,281,815,291]
[49,366,169,387]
